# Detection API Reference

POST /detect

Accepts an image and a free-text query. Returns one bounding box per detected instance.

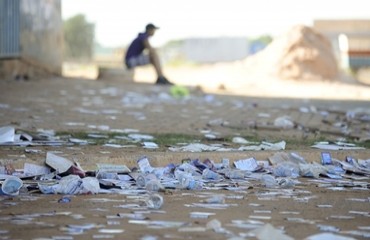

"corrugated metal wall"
[0,0,20,58]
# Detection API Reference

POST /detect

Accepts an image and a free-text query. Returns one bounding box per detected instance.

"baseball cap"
[146,23,159,30]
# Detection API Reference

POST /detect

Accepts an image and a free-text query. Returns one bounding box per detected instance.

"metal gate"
[0,0,20,58]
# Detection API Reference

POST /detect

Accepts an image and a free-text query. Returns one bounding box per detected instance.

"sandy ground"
[0,70,369,239]
[134,64,370,100]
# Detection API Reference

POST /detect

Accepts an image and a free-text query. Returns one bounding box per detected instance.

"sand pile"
[245,25,339,81]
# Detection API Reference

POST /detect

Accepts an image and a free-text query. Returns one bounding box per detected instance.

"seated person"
[125,23,172,85]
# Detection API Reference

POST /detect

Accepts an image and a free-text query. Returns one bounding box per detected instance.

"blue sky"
[62,0,370,47]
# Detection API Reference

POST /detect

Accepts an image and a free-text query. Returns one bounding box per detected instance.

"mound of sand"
[245,25,339,81]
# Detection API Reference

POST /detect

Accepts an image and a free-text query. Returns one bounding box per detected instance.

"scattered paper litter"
[169,141,286,152]
[250,223,294,240]
[238,141,286,151]
[103,144,124,148]
[305,232,356,240]
[169,143,221,152]
[311,143,365,150]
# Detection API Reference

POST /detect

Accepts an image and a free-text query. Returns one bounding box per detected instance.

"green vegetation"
[63,14,95,60]
[151,133,201,146]
[250,35,273,45]
[55,130,368,149]
[56,131,199,145]
[164,58,199,68]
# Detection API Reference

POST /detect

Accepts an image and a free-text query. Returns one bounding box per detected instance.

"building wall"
[313,19,370,34]
[0,0,62,78]
[314,19,370,70]
[20,0,63,74]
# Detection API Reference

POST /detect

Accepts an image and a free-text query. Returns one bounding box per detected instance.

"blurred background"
[1,0,369,98]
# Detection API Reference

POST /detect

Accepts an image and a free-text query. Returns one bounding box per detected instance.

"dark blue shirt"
[125,33,148,61]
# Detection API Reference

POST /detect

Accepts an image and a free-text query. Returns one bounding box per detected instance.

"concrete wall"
[0,0,62,79]
[20,0,63,74]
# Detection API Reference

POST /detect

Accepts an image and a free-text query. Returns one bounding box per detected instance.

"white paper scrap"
[24,163,51,176]
[98,229,124,234]
[232,137,251,144]
[45,152,73,173]
[168,143,218,152]
[178,227,207,232]
[189,212,216,219]
[234,158,259,171]
[142,142,159,149]
[103,144,123,148]
[311,144,365,150]
[0,126,15,143]
[250,223,294,240]
[69,138,88,144]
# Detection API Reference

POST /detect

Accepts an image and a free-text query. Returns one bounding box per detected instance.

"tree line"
[63,14,94,61]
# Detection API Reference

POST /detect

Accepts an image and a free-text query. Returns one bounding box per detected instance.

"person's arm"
[143,38,156,54]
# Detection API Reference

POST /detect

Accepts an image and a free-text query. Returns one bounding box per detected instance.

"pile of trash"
[245,25,339,81]
[1,150,369,239]
[1,151,369,198]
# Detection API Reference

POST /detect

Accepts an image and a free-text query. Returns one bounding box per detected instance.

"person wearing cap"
[125,23,173,85]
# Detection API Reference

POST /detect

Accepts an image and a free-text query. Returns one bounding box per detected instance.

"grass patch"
[56,131,136,145]
[357,141,370,149]
[55,130,368,149]
[56,131,201,146]
[152,133,201,146]
[57,131,90,139]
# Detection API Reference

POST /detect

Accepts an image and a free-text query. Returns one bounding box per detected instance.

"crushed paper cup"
[1,176,23,196]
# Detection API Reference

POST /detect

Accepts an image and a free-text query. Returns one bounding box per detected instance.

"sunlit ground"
[134,63,370,100]
[62,62,99,80]
[62,60,370,101]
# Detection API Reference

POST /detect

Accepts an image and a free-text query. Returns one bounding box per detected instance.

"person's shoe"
[156,76,173,85]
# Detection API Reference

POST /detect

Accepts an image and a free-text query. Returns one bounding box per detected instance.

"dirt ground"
[0,72,369,240]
